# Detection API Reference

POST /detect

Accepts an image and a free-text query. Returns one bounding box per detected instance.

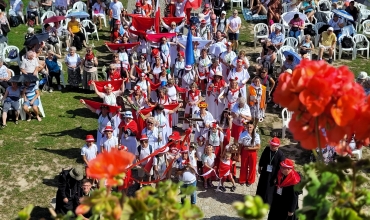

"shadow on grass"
[29,205,53,220]
[42,175,60,188]
[64,108,97,119]
[40,126,96,140]
[35,147,82,161]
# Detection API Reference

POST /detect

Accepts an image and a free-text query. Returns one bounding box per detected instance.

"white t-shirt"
[153,155,167,179]
[102,91,120,106]
[93,2,106,14]
[203,129,224,146]
[238,131,261,146]
[196,144,205,161]
[100,136,118,152]
[81,144,98,163]
[228,68,250,87]
[109,1,123,20]
[135,145,152,165]
[65,53,81,67]
[231,104,251,126]
[227,16,242,34]
[189,150,197,167]
[202,153,216,167]
[0,65,9,79]
[96,110,113,134]
[328,18,344,31]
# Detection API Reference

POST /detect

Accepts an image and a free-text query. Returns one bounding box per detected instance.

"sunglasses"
[110,68,115,70]
[147,122,153,125]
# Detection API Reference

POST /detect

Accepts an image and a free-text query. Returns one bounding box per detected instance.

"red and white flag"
[185,0,202,10]
[154,0,160,33]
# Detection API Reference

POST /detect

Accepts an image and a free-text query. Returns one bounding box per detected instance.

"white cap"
[358,71,368,80]
[221,11,226,15]
[275,25,282,30]
[328,27,334,31]
[27,27,34,34]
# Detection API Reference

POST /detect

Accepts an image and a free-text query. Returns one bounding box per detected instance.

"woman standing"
[238,121,260,186]
[45,50,62,91]
[219,77,245,110]
[193,101,215,140]
[0,12,10,37]
[184,82,201,120]
[268,159,301,220]
[141,117,161,150]
[203,122,224,165]
[127,85,150,120]
[65,47,81,89]
[209,58,223,82]
[81,47,98,91]
[167,79,179,127]
[91,82,124,106]
[256,137,285,205]
[219,42,237,82]
[1,82,21,128]
[248,77,266,123]
[258,68,275,102]
[151,56,163,83]
[205,72,227,118]
[172,51,185,79]
[118,111,138,155]
[92,0,106,30]
[135,54,151,77]
[218,108,232,147]
[135,72,151,97]
[197,49,212,91]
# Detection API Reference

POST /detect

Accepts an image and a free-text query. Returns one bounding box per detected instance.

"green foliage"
[233,195,269,219]
[17,204,34,220]
[296,157,370,220]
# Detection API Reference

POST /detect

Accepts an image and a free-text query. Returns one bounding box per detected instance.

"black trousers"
[48,71,61,87]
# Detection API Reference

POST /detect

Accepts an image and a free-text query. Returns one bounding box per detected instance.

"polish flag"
[154,0,160,33]
[185,0,202,10]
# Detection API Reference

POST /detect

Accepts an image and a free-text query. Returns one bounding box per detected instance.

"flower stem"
[314,117,324,163]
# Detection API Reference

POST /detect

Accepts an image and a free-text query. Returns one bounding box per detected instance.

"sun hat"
[327,27,334,31]
[69,167,84,181]
[123,111,133,118]
[85,135,95,142]
[169,131,182,141]
[214,71,222,77]
[357,71,368,80]
[280,159,295,168]
[104,126,114,132]
[270,137,281,146]
[185,65,192,71]
[221,11,226,15]
[140,134,149,141]
[198,101,208,108]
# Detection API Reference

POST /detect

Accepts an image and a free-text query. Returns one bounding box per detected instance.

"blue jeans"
[181,180,197,204]
[289,30,301,38]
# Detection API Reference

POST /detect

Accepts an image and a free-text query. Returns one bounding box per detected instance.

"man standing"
[226,10,242,52]
[109,0,123,31]
[318,27,337,64]
[55,167,84,215]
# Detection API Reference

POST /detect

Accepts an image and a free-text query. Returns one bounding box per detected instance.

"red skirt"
[231,123,244,142]
[202,166,215,179]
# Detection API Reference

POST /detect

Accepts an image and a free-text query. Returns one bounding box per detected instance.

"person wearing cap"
[357,71,368,86]
[345,1,359,25]
[318,27,337,64]
[328,14,345,37]
[256,137,285,205]
[206,71,227,117]
[67,16,88,49]
[135,134,154,187]
[55,166,83,214]
[268,24,284,49]
[109,0,124,31]
[100,125,118,153]
[220,42,237,81]
[267,158,301,220]
[219,76,245,111]
[180,64,197,91]
[202,3,212,24]
[118,111,138,154]
[141,117,161,150]
[238,121,261,186]
[216,11,228,34]
[81,134,98,186]
[198,19,211,40]
[203,121,225,165]
[193,101,215,140]
[232,50,250,70]
[172,50,185,78]
[197,48,212,90]
[184,82,201,128]
[231,97,252,142]
[161,17,186,33]
[226,9,242,52]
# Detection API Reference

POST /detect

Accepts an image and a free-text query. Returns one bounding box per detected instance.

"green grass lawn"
[0,2,369,219]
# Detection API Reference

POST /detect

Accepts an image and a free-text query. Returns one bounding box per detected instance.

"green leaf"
[17,204,34,220]
[332,207,362,220]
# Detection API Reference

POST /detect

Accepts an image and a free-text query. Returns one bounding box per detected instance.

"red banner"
[88,80,123,92]
[162,17,185,25]
[82,99,120,113]
[129,14,155,31]
[146,33,177,42]
[105,42,140,50]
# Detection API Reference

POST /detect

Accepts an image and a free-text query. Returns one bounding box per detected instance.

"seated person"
[54,0,68,16]
[328,14,345,37]
[345,1,359,25]
[300,0,315,23]
[68,16,88,50]
[250,0,267,16]
[288,13,304,39]
[92,0,106,30]
[27,0,39,25]
[40,0,52,15]
[9,0,24,22]
[1,82,21,128]
[318,27,337,64]
[25,27,35,51]
[0,59,11,91]
[22,81,42,122]
[282,54,297,72]
[256,45,277,75]
[55,21,70,51]
[268,25,284,49]
[44,24,61,55]
[299,34,314,59]
[20,51,39,76]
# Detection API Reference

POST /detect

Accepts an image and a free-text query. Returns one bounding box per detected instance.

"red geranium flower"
[87,148,135,186]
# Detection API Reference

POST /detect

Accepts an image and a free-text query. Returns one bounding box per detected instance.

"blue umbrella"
[283,50,301,66]
[24,33,50,46]
[66,11,90,19]
[332,9,354,22]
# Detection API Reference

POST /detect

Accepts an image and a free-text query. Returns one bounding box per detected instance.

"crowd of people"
[1,0,369,219]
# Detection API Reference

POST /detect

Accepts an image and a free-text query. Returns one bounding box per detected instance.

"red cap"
[280,159,294,168]
[135,2,142,6]
[270,137,280,146]
[140,134,148,141]
[104,126,114,132]
[169,131,182,141]
[85,135,95,142]
[201,19,207,24]
[152,48,160,56]
[134,85,141,91]
[118,145,128,151]
[178,51,185,57]
[212,122,218,128]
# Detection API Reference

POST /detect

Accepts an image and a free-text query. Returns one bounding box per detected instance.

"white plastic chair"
[338,35,355,60]
[81,20,99,44]
[317,0,332,15]
[362,20,370,35]
[91,9,107,27]
[353,34,370,59]
[314,22,326,46]
[358,9,370,31]
[57,61,66,88]
[283,37,299,50]
[72,1,87,12]
[254,23,269,48]
[230,0,243,11]
[281,108,293,139]
[2,46,21,66]
[0,42,8,58]
[271,23,286,37]
[40,11,56,24]
[20,96,46,120]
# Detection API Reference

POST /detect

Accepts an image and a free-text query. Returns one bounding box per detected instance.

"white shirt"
[232,57,250,68]
[228,68,250,87]
[220,51,237,66]
[194,110,214,127]
[231,104,251,126]
[141,127,159,147]
[92,2,106,14]
[227,16,242,34]
[102,91,120,106]
[65,53,81,68]
[167,86,178,102]
[202,153,216,167]
[136,80,149,97]
[109,1,123,20]
[196,144,205,161]
[0,65,8,79]
[96,110,113,134]
[328,18,344,31]
[135,145,152,165]
[203,129,224,146]
[100,136,118,152]
[81,144,98,162]
[238,131,261,146]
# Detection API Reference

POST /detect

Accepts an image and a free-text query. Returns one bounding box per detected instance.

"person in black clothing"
[55,167,84,215]
[345,1,359,25]
[267,158,301,220]
[256,137,285,206]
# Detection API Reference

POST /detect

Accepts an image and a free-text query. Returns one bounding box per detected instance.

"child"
[176,158,197,205]
[225,143,240,180]
[202,145,216,189]
[135,135,153,188]
[81,135,98,185]
[153,147,169,187]
[196,137,206,177]
[100,126,118,153]
[216,152,237,192]
[189,142,197,170]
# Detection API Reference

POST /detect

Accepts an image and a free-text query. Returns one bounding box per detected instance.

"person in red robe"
[216,152,236,192]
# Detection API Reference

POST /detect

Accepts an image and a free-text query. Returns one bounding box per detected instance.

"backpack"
[341,36,353,48]
[304,24,316,37]
[9,16,19,27]
[8,49,17,59]
[138,144,153,157]
[356,40,368,49]
[257,28,267,36]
